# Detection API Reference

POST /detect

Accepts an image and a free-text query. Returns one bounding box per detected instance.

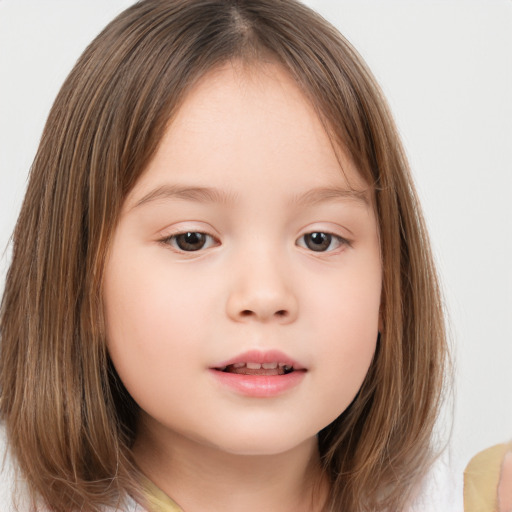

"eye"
[163,232,217,252]
[296,232,348,252]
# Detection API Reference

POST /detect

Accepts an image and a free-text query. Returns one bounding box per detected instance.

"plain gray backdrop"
[1,0,511,477]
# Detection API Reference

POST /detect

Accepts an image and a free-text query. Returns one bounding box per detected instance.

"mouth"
[209,351,307,397]
[211,349,306,379]
[215,362,295,376]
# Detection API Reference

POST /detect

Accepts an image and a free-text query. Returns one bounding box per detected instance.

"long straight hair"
[0,1,448,510]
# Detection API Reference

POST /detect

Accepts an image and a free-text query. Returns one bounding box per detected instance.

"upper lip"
[212,349,306,371]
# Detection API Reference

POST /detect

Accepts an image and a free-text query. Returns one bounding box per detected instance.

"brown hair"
[0,1,449,510]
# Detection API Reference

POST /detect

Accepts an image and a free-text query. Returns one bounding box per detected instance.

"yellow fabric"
[464,442,512,512]
[141,476,184,512]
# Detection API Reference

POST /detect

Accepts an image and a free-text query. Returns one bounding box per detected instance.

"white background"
[1,0,511,477]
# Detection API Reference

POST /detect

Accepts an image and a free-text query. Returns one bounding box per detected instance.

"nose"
[225,248,298,324]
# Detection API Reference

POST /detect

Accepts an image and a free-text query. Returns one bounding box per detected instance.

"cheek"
[303,256,381,421]
[103,249,197,390]
[102,240,230,417]
[309,249,381,341]
[310,326,377,432]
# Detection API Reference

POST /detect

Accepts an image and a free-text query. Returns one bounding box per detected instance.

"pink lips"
[213,349,306,371]
[209,349,306,398]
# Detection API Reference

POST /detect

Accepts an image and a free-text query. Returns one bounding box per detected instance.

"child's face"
[103,63,382,456]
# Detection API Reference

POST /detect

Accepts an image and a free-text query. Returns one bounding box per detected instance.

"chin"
[198,425,319,458]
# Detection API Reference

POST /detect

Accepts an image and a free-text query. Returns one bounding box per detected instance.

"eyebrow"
[289,187,370,207]
[132,184,237,209]
[131,184,370,210]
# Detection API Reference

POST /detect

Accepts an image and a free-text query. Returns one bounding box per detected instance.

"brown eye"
[297,232,347,252]
[167,232,213,252]
[304,232,331,251]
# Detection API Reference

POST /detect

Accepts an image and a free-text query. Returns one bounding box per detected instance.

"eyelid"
[295,230,352,253]
[158,225,221,253]
[165,232,218,250]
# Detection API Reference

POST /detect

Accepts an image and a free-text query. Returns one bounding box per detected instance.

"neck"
[133,417,328,512]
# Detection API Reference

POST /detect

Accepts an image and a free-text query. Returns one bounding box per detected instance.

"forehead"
[126,61,370,208]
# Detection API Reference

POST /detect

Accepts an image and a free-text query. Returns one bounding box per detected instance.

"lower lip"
[209,369,306,398]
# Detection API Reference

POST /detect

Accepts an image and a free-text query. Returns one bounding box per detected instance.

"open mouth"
[210,354,306,396]
[215,362,295,376]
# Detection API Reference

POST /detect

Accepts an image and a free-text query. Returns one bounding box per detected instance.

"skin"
[103,62,382,512]
[499,451,512,512]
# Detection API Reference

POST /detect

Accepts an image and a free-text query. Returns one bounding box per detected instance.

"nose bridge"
[226,237,298,323]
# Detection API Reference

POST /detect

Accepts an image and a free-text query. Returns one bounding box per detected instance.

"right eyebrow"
[131,184,237,210]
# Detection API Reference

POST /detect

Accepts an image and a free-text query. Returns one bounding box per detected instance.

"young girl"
[0,0,450,510]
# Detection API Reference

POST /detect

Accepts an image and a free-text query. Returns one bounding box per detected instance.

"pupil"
[177,232,206,251]
[306,232,331,252]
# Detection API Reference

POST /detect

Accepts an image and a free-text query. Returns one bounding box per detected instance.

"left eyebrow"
[289,187,371,207]
[131,184,238,210]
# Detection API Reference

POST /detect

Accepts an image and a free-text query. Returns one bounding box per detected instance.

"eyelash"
[296,232,350,253]
[160,231,219,252]
[160,231,351,254]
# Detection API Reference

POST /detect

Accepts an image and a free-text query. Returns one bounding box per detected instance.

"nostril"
[239,309,288,318]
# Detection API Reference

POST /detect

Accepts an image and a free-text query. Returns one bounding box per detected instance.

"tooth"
[278,363,286,368]
[283,365,292,371]
[233,363,245,368]
[246,362,262,370]
[262,362,277,369]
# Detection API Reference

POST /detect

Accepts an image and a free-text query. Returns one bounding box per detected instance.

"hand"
[499,451,512,512]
